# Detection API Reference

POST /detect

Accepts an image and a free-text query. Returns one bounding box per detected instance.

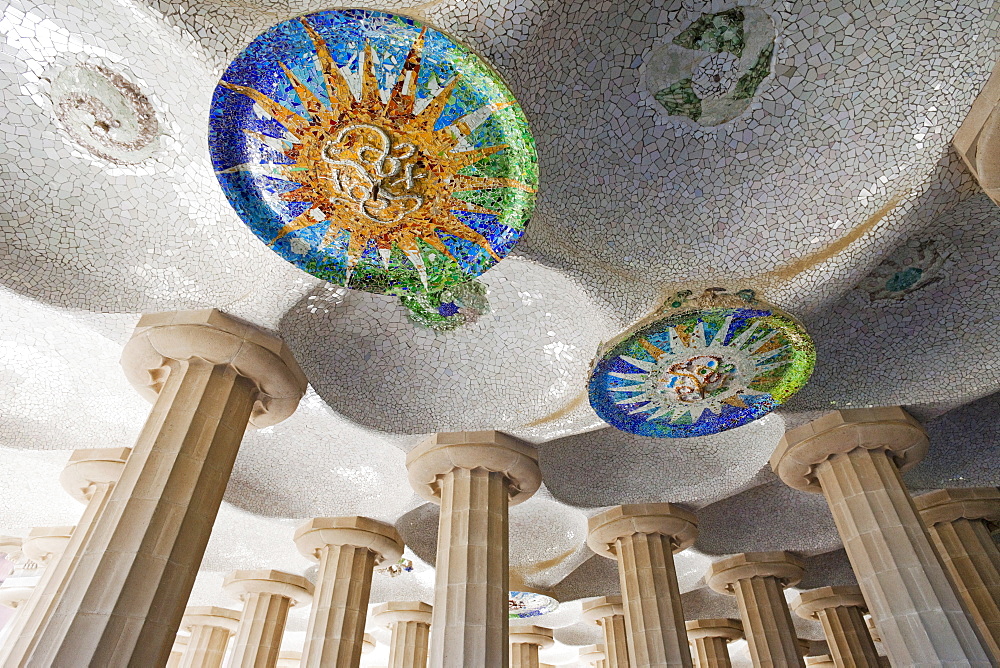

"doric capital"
[120,309,308,428]
[581,595,624,624]
[791,586,868,621]
[22,526,74,565]
[587,503,697,559]
[579,644,606,664]
[405,431,541,506]
[371,600,433,626]
[685,618,743,643]
[509,625,554,648]
[0,586,35,609]
[706,551,805,595]
[170,634,189,653]
[222,569,313,607]
[913,488,1000,528]
[293,516,404,566]
[0,536,23,561]
[954,60,1000,206]
[805,656,836,667]
[180,606,240,634]
[363,633,376,654]
[771,407,928,493]
[276,651,302,668]
[59,447,130,503]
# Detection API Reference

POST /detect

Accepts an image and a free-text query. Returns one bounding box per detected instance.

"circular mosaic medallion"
[209,10,537,295]
[509,591,558,619]
[589,290,815,438]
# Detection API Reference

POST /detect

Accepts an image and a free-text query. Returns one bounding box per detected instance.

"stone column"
[10,309,307,667]
[223,569,313,668]
[406,431,541,668]
[805,657,835,668]
[508,625,553,668]
[791,586,880,667]
[167,635,189,668]
[580,644,608,668]
[914,487,1000,659]
[20,527,73,569]
[587,503,697,668]
[771,407,991,666]
[685,619,742,668]
[294,516,403,668]
[371,601,432,668]
[0,448,129,667]
[180,606,241,668]
[706,552,805,668]
[582,596,630,668]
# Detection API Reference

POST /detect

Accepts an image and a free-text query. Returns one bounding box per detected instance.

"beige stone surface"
[706,552,805,668]
[953,59,1000,206]
[2,449,128,668]
[580,644,608,668]
[509,625,553,668]
[372,601,433,668]
[804,656,835,668]
[295,516,402,668]
[166,634,189,668]
[685,619,742,668]
[792,587,880,668]
[20,527,73,565]
[179,606,240,668]
[589,504,697,668]
[771,408,992,666]
[582,596,630,668]
[407,434,541,668]
[5,310,306,667]
[275,650,301,668]
[224,569,313,668]
[915,488,1000,660]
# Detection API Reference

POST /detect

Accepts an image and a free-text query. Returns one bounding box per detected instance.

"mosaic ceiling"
[0,0,998,664]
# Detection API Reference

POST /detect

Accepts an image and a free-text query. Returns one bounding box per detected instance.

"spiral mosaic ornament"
[209,10,537,294]
[508,591,559,619]
[589,289,815,438]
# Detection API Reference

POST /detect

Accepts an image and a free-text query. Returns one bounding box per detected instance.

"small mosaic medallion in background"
[509,591,558,619]
[209,10,538,296]
[589,289,815,438]
[645,6,776,125]
[861,237,955,301]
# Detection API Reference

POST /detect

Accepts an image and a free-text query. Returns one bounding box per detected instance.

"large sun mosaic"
[209,10,537,294]
[589,289,815,437]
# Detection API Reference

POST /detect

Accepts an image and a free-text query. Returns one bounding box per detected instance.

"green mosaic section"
[673,8,746,57]
[653,79,702,122]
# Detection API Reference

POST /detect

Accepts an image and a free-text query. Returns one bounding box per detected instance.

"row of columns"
[0,310,996,668]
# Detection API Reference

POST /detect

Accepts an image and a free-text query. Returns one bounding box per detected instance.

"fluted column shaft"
[183,624,233,668]
[432,467,509,666]
[229,591,290,667]
[305,544,376,667]
[915,488,1000,660]
[691,637,731,668]
[816,449,987,665]
[815,606,880,668]
[388,620,430,668]
[616,532,690,667]
[510,642,539,668]
[601,614,630,668]
[732,576,802,667]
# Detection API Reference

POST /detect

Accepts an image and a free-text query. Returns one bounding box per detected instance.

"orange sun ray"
[299,19,355,107]
[279,63,327,119]
[221,81,311,136]
[412,77,460,131]
[386,28,427,118]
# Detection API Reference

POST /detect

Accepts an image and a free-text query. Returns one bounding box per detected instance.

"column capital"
[706,551,805,595]
[509,625,554,648]
[120,309,308,428]
[22,526,74,564]
[804,656,835,667]
[771,407,928,492]
[587,502,697,558]
[371,600,432,626]
[180,606,240,634]
[0,536,23,561]
[294,516,403,566]
[405,431,541,506]
[581,595,624,623]
[59,447,130,503]
[579,644,606,664]
[913,487,1000,527]
[685,618,744,642]
[276,651,302,667]
[0,587,34,609]
[791,585,867,621]
[222,569,313,607]
[363,632,376,654]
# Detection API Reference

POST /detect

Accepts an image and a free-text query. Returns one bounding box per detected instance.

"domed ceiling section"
[280,257,615,432]
[538,414,784,508]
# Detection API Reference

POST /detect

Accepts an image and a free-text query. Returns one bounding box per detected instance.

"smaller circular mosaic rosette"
[508,591,558,619]
[209,9,537,295]
[589,290,815,438]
